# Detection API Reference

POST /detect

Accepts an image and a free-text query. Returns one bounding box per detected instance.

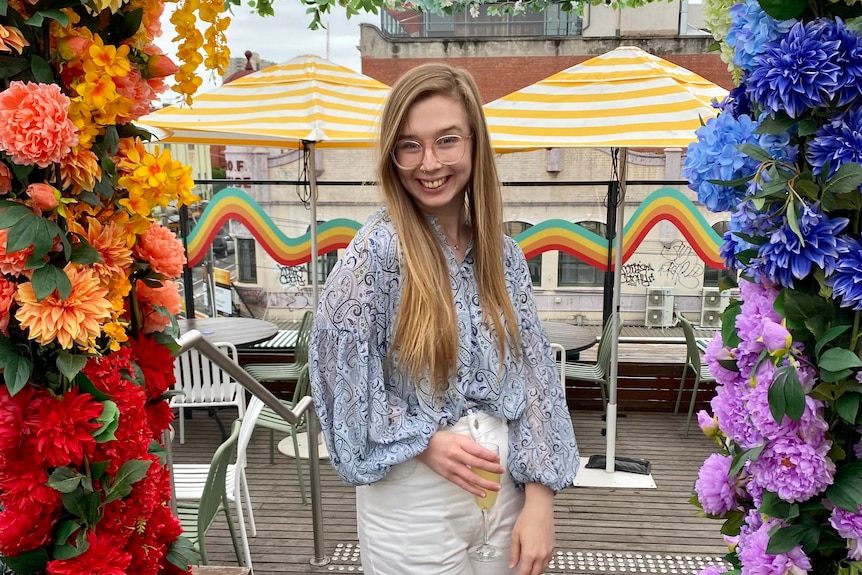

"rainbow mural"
[187,186,724,270]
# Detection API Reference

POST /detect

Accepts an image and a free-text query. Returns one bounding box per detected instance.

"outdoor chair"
[674,315,717,437]
[171,341,246,444]
[550,343,567,399]
[243,310,313,385]
[174,392,268,570]
[252,364,311,504]
[176,419,244,567]
[563,313,623,413]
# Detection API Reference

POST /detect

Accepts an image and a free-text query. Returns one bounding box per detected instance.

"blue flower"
[826,235,862,310]
[746,21,841,119]
[806,107,862,180]
[715,84,752,118]
[726,0,795,72]
[811,17,862,107]
[732,199,783,238]
[759,202,849,288]
[683,113,761,213]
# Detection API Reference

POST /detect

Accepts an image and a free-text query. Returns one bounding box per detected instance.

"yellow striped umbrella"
[483,46,727,150]
[137,54,390,148]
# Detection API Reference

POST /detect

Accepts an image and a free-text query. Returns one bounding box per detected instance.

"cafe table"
[177,316,279,347]
[541,321,597,354]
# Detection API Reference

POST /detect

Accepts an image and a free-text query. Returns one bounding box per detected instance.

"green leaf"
[54,520,80,546]
[785,202,803,246]
[722,301,742,348]
[31,264,71,301]
[768,365,805,422]
[827,461,862,512]
[149,439,168,463]
[74,371,112,401]
[816,325,851,358]
[89,460,109,481]
[729,443,765,477]
[736,142,774,163]
[104,459,152,504]
[52,530,88,560]
[56,351,88,382]
[70,238,104,265]
[93,400,119,443]
[837,392,861,425]
[0,335,32,395]
[766,524,819,554]
[103,125,120,155]
[755,115,797,135]
[29,55,54,83]
[0,54,30,78]
[824,162,862,194]
[793,178,820,200]
[166,536,197,571]
[61,486,101,526]
[798,117,819,137]
[33,9,69,26]
[0,548,49,575]
[47,467,84,494]
[720,509,745,536]
[820,348,862,372]
[759,490,798,520]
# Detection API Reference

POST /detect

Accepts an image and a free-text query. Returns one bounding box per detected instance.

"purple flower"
[697,566,730,575]
[726,0,796,72]
[760,320,791,355]
[746,20,842,119]
[737,516,812,575]
[759,202,849,288]
[713,382,762,449]
[715,84,752,118]
[696,453,738,516]
[807,108,862,181]
[826,235,862,310]
[749,435,835,503]
[698,410,720,438]
[829,506,862,560]
[747,367,828,445]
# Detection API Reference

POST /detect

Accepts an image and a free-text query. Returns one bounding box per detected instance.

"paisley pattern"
[310,208,579,492]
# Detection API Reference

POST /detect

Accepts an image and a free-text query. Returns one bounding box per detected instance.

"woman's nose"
[420,145,441,171]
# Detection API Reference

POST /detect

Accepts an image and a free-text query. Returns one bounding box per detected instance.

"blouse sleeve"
[505,240,580,492]
[309,226,439,486]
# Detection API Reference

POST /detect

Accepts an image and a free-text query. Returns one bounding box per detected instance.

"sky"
[156,3,380,94]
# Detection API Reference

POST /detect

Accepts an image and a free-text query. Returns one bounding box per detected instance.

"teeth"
[421,178,446,189]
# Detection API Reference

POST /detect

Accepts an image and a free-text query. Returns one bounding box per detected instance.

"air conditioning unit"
[645,288,674,328]
[700,288,730,329]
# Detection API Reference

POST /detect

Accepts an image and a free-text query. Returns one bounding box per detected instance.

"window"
[503,221,541,286]
[237,238,257,283]
[703,221,737,288]
[307,222,338,286]
[558,221,606,287]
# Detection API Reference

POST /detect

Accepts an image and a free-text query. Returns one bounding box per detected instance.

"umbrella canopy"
[138,54,390,148]
[138,55,391,310]
[483,46,728,485]
[483,45,727,150]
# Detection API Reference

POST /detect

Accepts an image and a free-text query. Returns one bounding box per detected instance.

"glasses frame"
[390,133,473,170]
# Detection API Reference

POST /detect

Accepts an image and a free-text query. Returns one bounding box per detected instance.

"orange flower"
[0,229,33,276]
[0,24,28,54]
[26,183,59,211]
[0,82,78,168]
[59,146,101,194]
[0,276,16,336]
[133,223,186,279]
[0,162,11,195]
[78,217,133,287]
[135,280,181,334]
[15,264,113,349]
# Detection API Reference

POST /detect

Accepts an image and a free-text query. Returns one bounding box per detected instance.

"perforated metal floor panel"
[325,543,729,574]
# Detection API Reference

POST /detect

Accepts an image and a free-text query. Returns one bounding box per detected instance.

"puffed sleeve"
[504,239,580,492]
[309,223,439,486]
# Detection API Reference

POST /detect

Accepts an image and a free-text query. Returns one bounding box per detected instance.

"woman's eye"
[397,141,421,152]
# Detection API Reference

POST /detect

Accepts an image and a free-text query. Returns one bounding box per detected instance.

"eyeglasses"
[391,134,472,170]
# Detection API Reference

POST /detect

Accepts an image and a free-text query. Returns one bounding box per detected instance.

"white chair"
[550,343,567,398]
[174,397,266,571]
[171,341,246,445]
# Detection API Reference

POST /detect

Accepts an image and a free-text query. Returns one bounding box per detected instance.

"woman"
[309,63,579,575]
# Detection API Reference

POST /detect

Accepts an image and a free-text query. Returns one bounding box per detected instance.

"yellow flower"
[87,34,131,77]
[76,71,116,110]
[15,264,113,350]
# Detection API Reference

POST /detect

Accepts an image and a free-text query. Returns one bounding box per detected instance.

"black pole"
[180,204,195,317]
[602,179,618,326]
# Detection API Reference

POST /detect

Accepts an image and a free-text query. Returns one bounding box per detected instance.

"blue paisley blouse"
[309,208,579,492]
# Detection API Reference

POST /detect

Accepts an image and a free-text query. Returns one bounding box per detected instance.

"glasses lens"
[391,134,468,169]
[393,140,423,169]
[434,135,465,165]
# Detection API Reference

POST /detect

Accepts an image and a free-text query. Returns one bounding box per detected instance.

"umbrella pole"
[605,147,627,473]
[305,141,320,309]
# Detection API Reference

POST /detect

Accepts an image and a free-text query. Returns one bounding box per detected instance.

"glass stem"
[482,509,490,545]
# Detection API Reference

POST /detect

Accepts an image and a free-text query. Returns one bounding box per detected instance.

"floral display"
[683,0,862,573]
[0,0,233,573]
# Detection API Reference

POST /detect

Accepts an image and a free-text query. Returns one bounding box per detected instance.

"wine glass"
[469,442,502,562]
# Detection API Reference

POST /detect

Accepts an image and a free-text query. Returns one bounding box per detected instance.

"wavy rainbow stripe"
[186,187,361,267]
[188,187,724,270]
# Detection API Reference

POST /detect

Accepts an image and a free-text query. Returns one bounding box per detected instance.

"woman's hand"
[510,483,555,575]
[416,430,504,497]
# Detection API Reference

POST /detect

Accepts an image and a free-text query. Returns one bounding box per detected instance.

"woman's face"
[394,95,473,219]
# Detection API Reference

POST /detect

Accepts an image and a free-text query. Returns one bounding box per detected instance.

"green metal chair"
[244,310,313,384]
[176,419,244,567]
[674,314,717,437]
[253,364,311,504]
[563,312,622,412]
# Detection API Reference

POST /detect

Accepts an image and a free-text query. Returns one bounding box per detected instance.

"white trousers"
[356,412,525,575]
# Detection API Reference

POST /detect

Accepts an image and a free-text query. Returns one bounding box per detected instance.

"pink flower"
[133,223,186,279]
[26,182,59,211]
[135,280,181,334]
[0,162,12,195]
[0,81,78,167]
[0,228,33,275]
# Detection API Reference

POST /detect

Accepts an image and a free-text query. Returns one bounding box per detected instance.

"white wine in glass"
[469,442,503,562]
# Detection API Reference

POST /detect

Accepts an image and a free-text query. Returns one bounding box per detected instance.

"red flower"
[0,384,42,451]
[0,503,59,556]
[27,388,103,467]
[83,346,133,395]
[91,380,148,475]
[0,449,61,508]
[47,530,132,575]
[145,399,174,440]
[129,334,175,399]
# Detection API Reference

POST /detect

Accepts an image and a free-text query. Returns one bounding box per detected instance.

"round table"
[177,317,279,347]
[542,321,597,353]
[278,433,329,460]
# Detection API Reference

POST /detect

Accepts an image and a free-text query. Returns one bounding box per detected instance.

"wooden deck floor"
[172,405,729,575]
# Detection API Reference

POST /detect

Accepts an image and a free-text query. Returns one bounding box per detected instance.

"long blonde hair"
[377,63,521,394]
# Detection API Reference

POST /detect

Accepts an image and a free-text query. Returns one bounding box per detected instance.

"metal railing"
[175,329,329,567]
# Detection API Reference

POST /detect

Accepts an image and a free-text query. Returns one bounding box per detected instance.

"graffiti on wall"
[621,262,656,287]
[270,264,312,310]
[658,240,704,289]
